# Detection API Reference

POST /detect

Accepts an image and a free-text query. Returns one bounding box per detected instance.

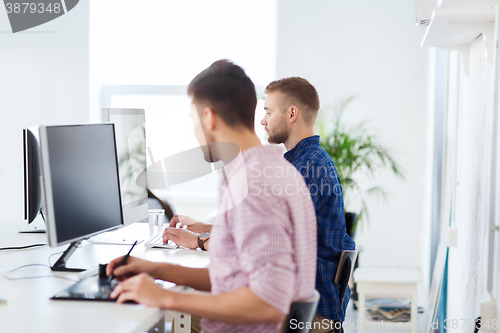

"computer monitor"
[22,128,45,232]
[39,124,124,272]
[101,108,148,225]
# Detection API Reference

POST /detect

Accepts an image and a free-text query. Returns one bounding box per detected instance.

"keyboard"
[144,233,178,249]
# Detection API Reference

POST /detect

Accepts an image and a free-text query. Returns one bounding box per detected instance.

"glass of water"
[148,209,165,237]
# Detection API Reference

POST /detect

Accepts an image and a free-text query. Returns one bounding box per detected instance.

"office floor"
[343,301,428,333]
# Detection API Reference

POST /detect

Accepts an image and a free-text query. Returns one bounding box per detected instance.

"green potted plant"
[315,95,405,238]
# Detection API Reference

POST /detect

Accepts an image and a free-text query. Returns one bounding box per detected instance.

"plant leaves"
[317,95,405,229]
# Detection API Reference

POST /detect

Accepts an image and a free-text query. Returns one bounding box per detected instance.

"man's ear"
[289,106,299,124]
[203,107,216,130]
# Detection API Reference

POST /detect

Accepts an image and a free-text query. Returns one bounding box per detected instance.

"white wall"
[446,38,495,331]
[276,0,431,303]
[0,2,90,224]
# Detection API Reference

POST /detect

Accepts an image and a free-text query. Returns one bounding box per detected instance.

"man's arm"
[152,263,211,292]
[107,256,211,291]
[169,214,213,234]
[111,274,284,324]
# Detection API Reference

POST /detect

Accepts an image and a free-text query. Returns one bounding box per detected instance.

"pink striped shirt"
[202,145,317,333]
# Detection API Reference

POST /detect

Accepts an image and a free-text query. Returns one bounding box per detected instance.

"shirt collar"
[284,135,320,163]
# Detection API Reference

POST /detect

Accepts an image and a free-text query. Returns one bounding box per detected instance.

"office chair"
[334,249,359,331]
[283,290,320,333]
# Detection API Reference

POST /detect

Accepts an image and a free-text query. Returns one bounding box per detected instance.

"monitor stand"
[18,225,46,233]
[51,240,85,272]
[19,210,46,233]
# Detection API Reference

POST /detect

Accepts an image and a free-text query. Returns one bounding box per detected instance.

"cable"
[1,263,78,282]
[48,251,64,266]
[2,264,49,273]
[0,243,46,251]
[1,273,78,282]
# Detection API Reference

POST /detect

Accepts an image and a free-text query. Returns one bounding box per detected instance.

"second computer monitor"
[102,108,148,225]
[23,128,43,225]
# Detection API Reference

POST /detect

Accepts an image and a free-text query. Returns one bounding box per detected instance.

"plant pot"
[344,212,358,239]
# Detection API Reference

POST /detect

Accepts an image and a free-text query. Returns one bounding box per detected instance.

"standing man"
[108,60,318,333]
[261,77,355,332]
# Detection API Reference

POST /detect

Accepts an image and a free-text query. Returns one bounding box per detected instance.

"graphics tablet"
[51,276,125,302]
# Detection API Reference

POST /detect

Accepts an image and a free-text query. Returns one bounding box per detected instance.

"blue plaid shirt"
[284,135,356,321]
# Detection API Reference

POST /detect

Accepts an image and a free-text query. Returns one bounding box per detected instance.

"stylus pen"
[108,240,138,282]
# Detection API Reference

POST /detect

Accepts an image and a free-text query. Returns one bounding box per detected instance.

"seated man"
[108,60,317,333]
[164,77,356,332]
[262,77,355,332]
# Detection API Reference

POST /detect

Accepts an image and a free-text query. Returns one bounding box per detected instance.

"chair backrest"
[282,290,321,333]
[334,249,359,309]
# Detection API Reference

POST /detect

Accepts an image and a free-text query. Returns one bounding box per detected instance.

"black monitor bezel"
[39,123,125,247]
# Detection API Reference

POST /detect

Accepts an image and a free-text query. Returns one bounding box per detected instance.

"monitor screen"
[40,124,123,246]
[102,109,148,225]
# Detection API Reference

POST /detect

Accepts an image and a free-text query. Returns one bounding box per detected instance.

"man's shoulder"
[292,146,338,178]
[246,149,304,180]
[292,144,331,165]
[241,149,312,205]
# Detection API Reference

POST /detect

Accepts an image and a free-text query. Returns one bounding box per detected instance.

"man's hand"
[110,272,172,307]
[106,256,157,281]
[163,228,199,249]
[169,214,212,233]
[168,214,199,228]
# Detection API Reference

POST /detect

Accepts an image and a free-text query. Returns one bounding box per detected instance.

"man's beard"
[267,123,290,145]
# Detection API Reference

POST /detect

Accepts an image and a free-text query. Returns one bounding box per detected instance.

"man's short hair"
[188,59,257,130]
[265,77,320,125]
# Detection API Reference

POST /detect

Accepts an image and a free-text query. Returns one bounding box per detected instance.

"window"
[90,0,276,216]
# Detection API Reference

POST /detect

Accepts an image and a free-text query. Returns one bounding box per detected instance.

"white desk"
[0,221,210,333]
